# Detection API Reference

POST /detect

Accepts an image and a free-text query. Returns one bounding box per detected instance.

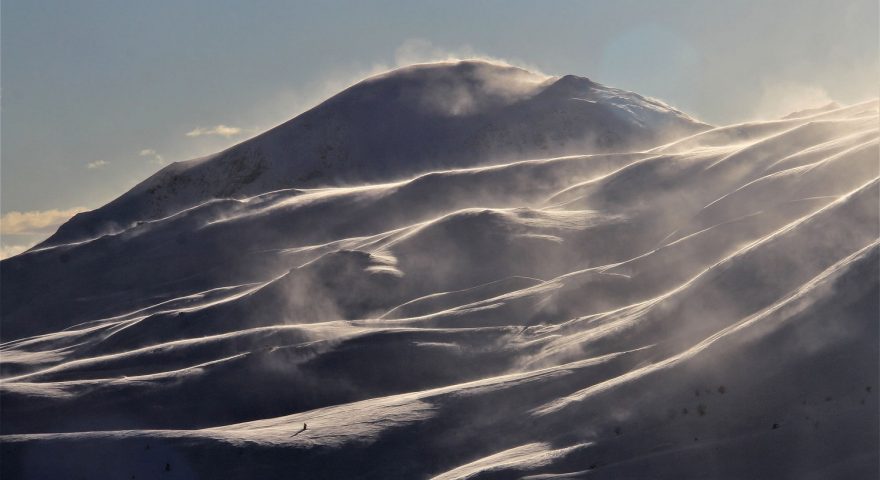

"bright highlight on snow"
[1,61,878,479]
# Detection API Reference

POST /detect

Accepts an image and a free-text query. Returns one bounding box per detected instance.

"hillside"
[1,62,877,479]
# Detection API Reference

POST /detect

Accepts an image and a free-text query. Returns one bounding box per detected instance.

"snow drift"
[1,61,877,479]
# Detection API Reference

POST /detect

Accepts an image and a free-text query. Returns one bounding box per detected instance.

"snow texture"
[1,61,878,479]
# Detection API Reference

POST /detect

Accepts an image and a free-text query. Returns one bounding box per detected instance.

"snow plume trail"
[0,62,877,479]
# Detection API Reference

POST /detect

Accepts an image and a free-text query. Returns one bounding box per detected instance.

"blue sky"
[1,0,878,255]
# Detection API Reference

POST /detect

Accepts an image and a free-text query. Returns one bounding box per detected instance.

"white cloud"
[139,148,165,165]
[185,124,244,138]
[87,160,109,169]
[0,207,87,235]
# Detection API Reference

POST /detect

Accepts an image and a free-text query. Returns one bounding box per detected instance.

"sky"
[1,0,878,257]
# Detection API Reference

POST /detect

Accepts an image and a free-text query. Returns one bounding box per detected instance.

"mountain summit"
[42,61,708,247]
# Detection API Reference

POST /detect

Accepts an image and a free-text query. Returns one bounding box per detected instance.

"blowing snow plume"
[1,61,878,480]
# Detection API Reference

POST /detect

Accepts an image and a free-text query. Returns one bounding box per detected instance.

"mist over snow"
[1,60,878,479]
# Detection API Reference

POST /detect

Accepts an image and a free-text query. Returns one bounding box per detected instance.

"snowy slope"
[37,61,708,248]
[1,62,877,479]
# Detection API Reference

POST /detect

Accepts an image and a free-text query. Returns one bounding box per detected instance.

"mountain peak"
[37,61,710,248]
[542,74,598,96]
[325,60,552,117]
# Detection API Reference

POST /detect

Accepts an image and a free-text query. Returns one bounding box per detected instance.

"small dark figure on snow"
[290,423,308,437]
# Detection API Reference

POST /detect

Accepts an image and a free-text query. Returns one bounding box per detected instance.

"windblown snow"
[1,61,877,479]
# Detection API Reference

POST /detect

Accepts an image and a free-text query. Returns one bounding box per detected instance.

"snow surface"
[1,61,878,479]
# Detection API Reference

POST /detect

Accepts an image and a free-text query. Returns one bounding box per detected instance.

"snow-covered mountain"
[1,61,878,479]
[38,61,708,248]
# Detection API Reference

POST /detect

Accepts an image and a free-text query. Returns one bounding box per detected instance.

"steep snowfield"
[1,62,877,479]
